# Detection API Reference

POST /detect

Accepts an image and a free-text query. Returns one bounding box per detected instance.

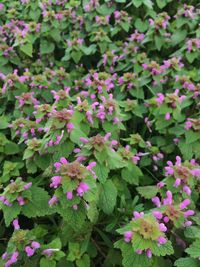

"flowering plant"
[0,0,200,267]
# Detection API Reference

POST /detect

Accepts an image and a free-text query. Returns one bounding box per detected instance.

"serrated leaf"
[2,202,21,226]
[40,258,56,267]
[132,0,143,8]
[76,254,90,267]
[20,43,33,57]
[185,240,200,258]
[115,241,151,267]
[121,163,143,185]
[40,40,55,55]
[185,130,200,144]
[99,180,117,214]
[156,0,167,8]
[137,186,158,199]
[93,164,109,183]
[175,257,199,267]
[22,186,52,218]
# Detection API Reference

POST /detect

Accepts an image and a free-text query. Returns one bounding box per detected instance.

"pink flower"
[77,182,90,197]
[191,168,200,176]
[48,196,58,206]
[66,123,74,132]
[17,196,25,206]
[124,231,133,243]
[133,211,144,219]
[180,199,190,210]
[165,112,171,120]
[50,176,62,188]
[31,241,40,249]
[158,236,167,245]
[159,223,167,232]
[66,191,73,200]
[25,246,35,257]
[174,178,181,187]
[152,197,161,207]
[183,185,191,196]
[12,219,20,230]
[146,249,152,258]
[24,182,32,190]
[184,210,195,218]
[152,211,163,220]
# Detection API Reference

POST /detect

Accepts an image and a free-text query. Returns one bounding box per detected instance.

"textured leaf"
[175,257,199,267]
[137,186,158,199]
[22,186,52,218]
[115,241,151,267]
[20,43,33,57]
[2,202,21,226]
[99,180,117,214]
[185,240,200,258]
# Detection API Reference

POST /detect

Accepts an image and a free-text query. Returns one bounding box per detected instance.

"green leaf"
[2,202,21,226]
[23,149,35,160]
[93,164,109,183]
[115,241,150,267]
[96,4,115,15]
[20,43,33,57]
[70,127,87,145]
[35,154,51,170]
[71,51,82,64]
[87,202,98,223]
[132,0,143,7]
[137,186,158,199]
[40,258,56,267]
[0,116,9,129]
[175,257,199,267]
[186,52,198,63]
[99,180,117,214]
[171,30,187,46]
[22,186,52,218]
[106,149,126,169]
[81,45,96,55]
[185,130,200,144]
[121,163,143,185]
[40,40,55,55]
[155,36,164,51]
[156,0,167,8]
[57,204,86,230]
[76,254,90,267]
[143,0,153,8]
[135,19,148,32]
[185,240,200,258]
[121,22,130,32]
[4,142,20,155]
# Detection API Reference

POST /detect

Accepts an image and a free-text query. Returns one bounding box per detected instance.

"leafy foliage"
[0,0,200,266]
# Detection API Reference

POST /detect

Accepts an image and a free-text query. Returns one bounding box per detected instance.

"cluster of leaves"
[0,0,200,266]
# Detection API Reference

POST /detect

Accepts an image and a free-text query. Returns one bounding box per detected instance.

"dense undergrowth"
[0,0,200,266]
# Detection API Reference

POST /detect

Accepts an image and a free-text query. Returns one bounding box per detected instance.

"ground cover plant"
[0,0,200,266]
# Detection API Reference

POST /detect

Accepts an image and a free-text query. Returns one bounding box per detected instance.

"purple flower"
[50,176,62,188]
[48,196,58,206]
[152,211,163,220]
[180,199,190,210]
[184,210,195,218]
[12,219,20,230]
[124,231,133,243]
[146,249,152,258]
[66,191,73,200]
[25,246,35,257]
[159,223,167,232]
[77,182,90,197]
[158,236,167,245]
[24,182,32,190]
[31,241,40,249]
